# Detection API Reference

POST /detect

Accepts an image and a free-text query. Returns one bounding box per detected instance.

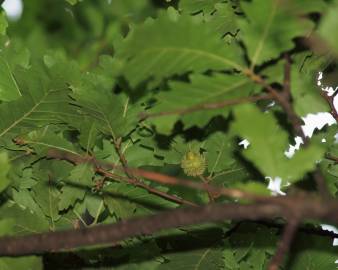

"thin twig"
[47,149,267,203]
[282,55,331,199]
[46,148,197,206]
[199,175,215,202]
[268,219,299,270]
[132,168,272,202]
[284,55,330,198]
[96,168,198,207]
[112,138,135,180]
[111,139,198,206]
[283,53,306,140]
[139,94,273,120]
[244,66,306,141]
[249,55,331,199]
[320,89,338,122]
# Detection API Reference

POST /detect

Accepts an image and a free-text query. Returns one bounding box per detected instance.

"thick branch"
[313,169,331,200]
[1,198,338,257]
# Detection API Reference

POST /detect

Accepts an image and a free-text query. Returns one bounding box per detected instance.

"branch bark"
[313,168,331,200]
[320,87,338,122]
[1,197,338,257]
[268,220,299,270]
[97,167,198,206]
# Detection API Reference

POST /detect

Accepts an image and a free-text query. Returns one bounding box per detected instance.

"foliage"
[0,0,337,269]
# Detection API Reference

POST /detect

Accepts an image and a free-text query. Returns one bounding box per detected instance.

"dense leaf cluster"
[0,0,337,269]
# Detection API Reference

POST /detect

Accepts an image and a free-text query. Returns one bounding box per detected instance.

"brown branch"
[46,147,334,212]
[282,53,306,141]
[113,139,198,206]
[199,175,215,203]
[320,89,338,122]
[96,168,197,207]
[268,220,299,270]
[112,138,135,180]
[325,154,338,164]
[131,167,268,202]
[246,59,332,200]
[300,34,338,60]
[139,94,273,120]
[244,68,306,141]
[281,52,332,199]
[1,197,338,257]
[46,149,197,207]
[111,139,198,206]
[47,142,333,206]
[313,168,331,200]
[0,203,283,256]
[47,149,267,203]
[47,145,334,211]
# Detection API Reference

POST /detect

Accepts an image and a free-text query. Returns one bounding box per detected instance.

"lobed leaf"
[118,10,244,88]
[239,0,313,66]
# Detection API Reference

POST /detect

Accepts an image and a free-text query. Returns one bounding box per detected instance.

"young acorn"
[180,150,206,177]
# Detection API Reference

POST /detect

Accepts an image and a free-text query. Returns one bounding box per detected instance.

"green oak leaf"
[287,233,338,270]
[0,202,49,235]
[118,9,244,88]
[158,246,224,270]
[232,104,325,184]
[239,0,313,66]
[33,181,61,224]
[0,11,8,35]
[59,163,94,211]
[148,73,253,133]
[0,57,22,101]
[71,57,140,138]
[0,151,10,192]
[66,0,78,5]
[319,2,338,54]
[179,0,220,14]
[0,58,79,141]
[205,131,236,175]
[204,2,239,38]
